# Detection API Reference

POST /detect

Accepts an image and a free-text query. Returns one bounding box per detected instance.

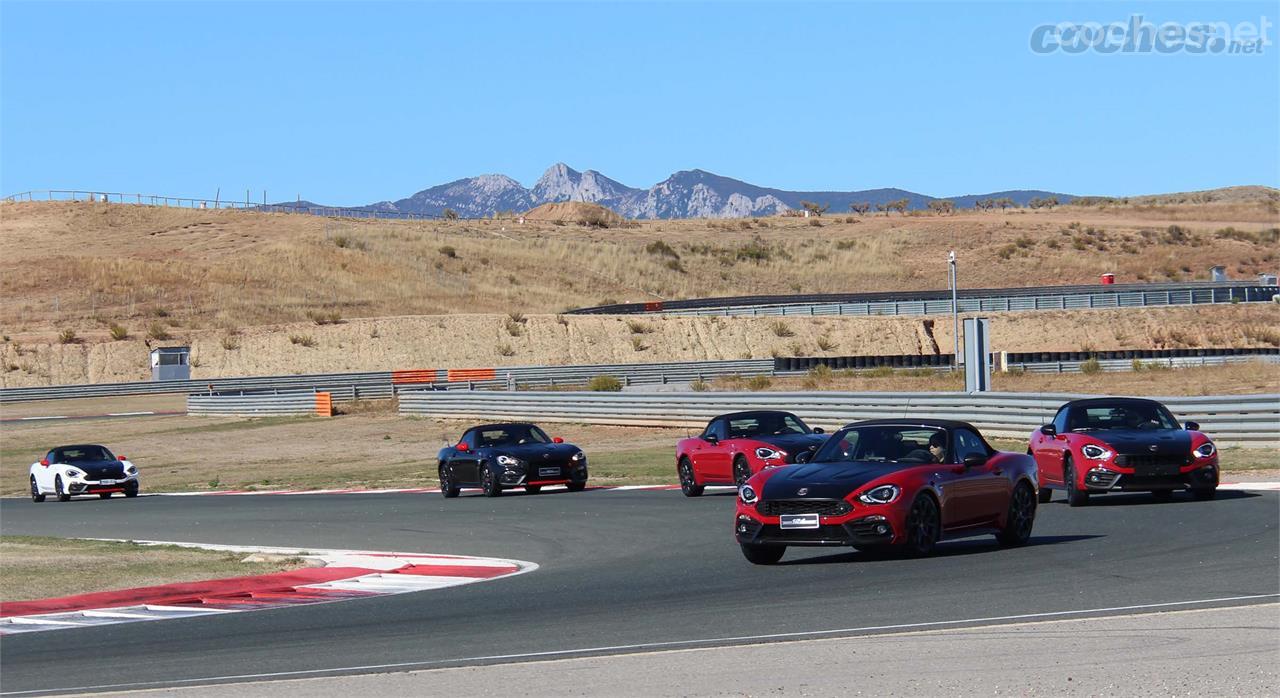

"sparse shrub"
[739,221,753,230]
[152,307,169,318]
[626,320,652,334]
[442,208,459,221]
[745,375,772,391]
[5,363,18,372]
[769,320,795,337]
[788,342,809,357]
[497,343,515,356]
[865,366,895,378]
[1071,237,1088,251]
[306,309,343,325]
[630,336,647,352]
[1243,325,1280,346]
[690,379,710,392]
[808,218,823,227]
[836,239,858,250]
[664,258,685,273]
[588,375,623,392]
[556,315,569,326]
[508,311,525,323]
[816,335,838,352]
[645,240,680,259]
[504,319,524,337]
[109,324,129,340]
[1079,358,1102,374]
[997,245,1018,260]
[289,334,317,347]
[148,323,171,340]
[439,245,458,258]
[1045,239,1061,249]
[735,237,772,263]
[1014,236,1034,249]
[221,335,240,350]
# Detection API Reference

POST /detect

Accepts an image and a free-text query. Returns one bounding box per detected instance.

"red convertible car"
[676,410,828,495]
[1030,397,1218,506]
[734,419,1039,564]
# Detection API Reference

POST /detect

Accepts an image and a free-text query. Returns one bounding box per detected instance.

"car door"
[1032,407,1070,485]
[34,450,57,491]
[939,429,1004,530]
[453,430,480,484]
[690,419,731,482]
[954,428,1009,525]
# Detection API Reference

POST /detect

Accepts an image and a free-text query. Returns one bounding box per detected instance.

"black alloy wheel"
[440,465,460,498]
[481,467,502,497]
[733,456,752,486]
[903,494,939,557]
[566,481,587,492]
[740,543,785,565]
[678,457,704,497]
[30,477,45,503]
[997,482,1036,546]
[1065,457,1089,507]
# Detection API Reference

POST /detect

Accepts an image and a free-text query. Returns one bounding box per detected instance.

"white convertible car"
[30,444,140,502]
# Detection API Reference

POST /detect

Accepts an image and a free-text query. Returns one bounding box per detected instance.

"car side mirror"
[963,454,988,468]
[39,458,49,466]
[457,442,470,453]
[1039,424,1057,437]
[552,437,564,443]
[795,450,812,464]
[704,434,718,445]
[1184,421,1199,431]
[813,427,824,434]
[118,455,127,461]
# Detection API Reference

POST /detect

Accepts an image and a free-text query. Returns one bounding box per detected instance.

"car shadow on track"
[1046,490,1260,507]
[778,534,1104,566]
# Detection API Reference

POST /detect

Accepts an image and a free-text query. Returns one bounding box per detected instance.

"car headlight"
[1194,442,1216,459]
[754,447,786,460]
[126,466,138,474]
[1081,444,1113,461]
[739,484,759,505]
[496,455,520,467]
[64,468,83,478]
[857,484,901,505]
[571,451,586,462]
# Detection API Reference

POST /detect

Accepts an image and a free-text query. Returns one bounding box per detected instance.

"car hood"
[66,459,127,478]
[1080,429,1192,455]
[488,443,580,460]
[752,433,828,455]
[760,461,904,500]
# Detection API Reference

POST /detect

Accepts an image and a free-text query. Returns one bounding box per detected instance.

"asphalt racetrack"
[1,486,1277,695]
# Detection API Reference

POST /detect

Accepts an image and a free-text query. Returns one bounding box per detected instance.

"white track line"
[5,593,1275,697]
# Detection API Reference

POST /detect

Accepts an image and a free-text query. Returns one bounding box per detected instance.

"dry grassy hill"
[0,194,1277,386]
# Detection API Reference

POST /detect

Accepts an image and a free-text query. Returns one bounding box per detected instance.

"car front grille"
[759,499,852,516]
[1115,454,1188,468]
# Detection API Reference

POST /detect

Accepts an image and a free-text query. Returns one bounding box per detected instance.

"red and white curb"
[0,541,535,635]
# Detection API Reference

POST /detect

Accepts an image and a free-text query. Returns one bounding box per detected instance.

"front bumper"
[1082,463,1217,492]
[498,463,588,487]
[67,475,138,494]
[735,512,899,547]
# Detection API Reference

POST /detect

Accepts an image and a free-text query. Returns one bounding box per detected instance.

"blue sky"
[2,1,1277,205]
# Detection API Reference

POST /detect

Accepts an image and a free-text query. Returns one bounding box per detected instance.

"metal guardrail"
[3,349,1277,404]
[187,390,330,417]
[568,281,1279,316]
[3,190,461,221]
[399,391,1280,446]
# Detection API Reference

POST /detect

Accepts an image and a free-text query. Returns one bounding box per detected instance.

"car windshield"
[727,413,810,438]
[474,425,551,447]
[56,446,114,463]
[811,425,947,465]
[1068,402,1180,431]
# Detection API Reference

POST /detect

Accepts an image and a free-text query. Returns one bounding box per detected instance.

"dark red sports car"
[676,410,828,495]
[734,419,1039,564]
[1030,397,1218,506]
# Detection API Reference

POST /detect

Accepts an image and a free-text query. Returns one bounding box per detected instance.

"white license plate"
[538,468,560,477]
[99,479,117,485]
[779,513,820,529]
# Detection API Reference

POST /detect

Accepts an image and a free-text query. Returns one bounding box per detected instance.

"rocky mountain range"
[282,164,1074,219]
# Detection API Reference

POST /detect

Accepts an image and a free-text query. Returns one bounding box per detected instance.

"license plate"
[538,467,560,477]
[779,513,820,529]
[99,479,117,485]
[1139,464,1181,477]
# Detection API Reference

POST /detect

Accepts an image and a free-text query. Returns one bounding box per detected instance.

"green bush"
[58,329,77,344]
[1080,358,1102,374]
[588,375,623,391]
[109,324,129,341]
[745,375,772,390]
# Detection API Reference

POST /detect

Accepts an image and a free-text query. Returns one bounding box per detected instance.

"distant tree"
[928,200,955,215]
[849,202,872,215]
[443,208,459,221]
[800,200,829,217]
[888,198,910,215]
[996,197,1015,211]
[875,203,888,215]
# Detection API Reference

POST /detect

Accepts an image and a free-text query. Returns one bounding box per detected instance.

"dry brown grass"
[2,199,1276,342]
[0,536,304,602]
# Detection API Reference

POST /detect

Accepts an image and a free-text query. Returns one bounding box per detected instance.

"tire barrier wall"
[399,391,1280,446]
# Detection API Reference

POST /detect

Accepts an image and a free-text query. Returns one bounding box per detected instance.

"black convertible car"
[437,423,588,497]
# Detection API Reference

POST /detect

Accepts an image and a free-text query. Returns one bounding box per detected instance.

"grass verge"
[0,536,305,602]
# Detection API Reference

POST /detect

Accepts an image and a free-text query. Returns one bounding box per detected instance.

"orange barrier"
[314,392,333,417]
[392,369,438,385]
[644,301,664,312]
[447,368,497,383]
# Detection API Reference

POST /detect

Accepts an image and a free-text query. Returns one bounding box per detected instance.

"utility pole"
[949,251,959,371]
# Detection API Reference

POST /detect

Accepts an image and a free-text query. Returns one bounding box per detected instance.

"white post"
[949,251,959,371]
